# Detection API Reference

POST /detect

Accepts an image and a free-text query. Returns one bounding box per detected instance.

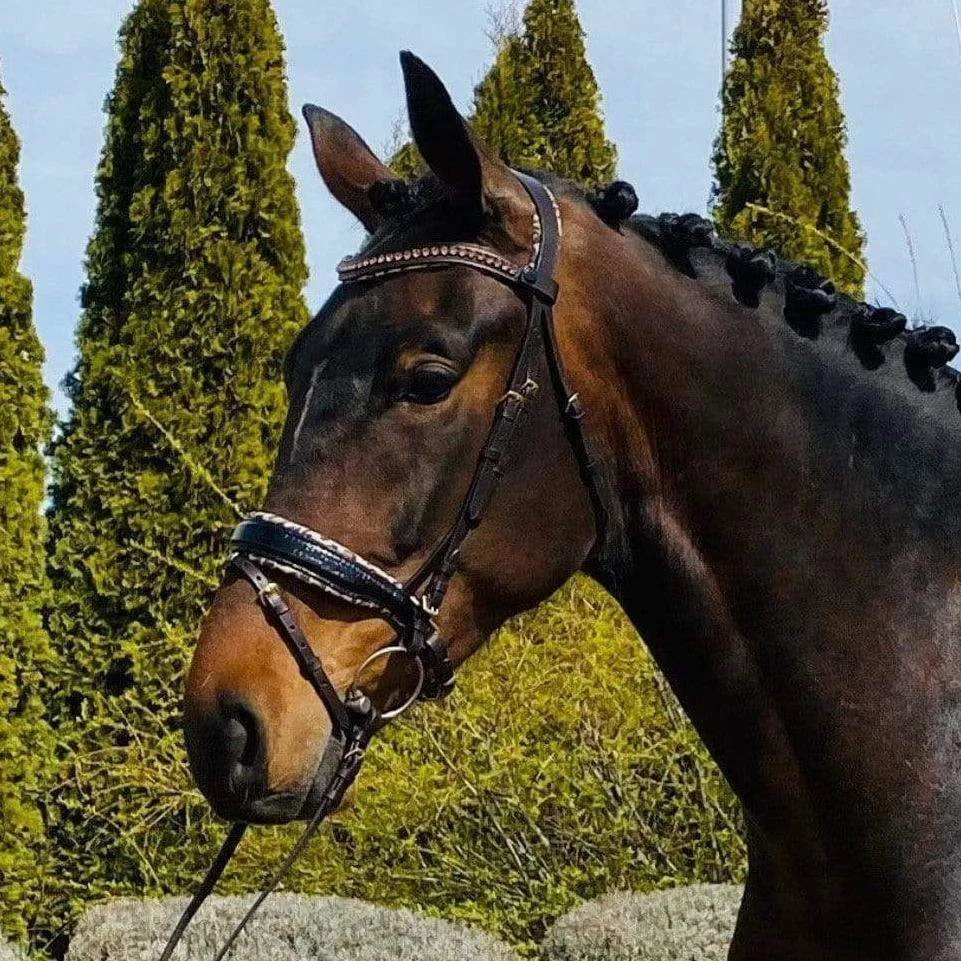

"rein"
[157,172,607,960]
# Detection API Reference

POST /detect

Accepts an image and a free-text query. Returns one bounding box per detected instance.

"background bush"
[66,895,520,961]
[713,0,865,296]
[41,0,307,947]
[542,884,743,961]
[0,66,56,948]
[97,580,744,957]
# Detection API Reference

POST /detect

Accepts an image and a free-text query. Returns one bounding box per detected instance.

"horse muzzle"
[185,686,356,825]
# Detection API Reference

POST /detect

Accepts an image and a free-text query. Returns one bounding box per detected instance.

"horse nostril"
[220,697,264,773]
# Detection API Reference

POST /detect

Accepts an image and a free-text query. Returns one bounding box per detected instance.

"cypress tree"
[713,0,866,296]
[45,0,308,930]
[0,66,56,947]
[479,0,616,184]
[470,33,545,172]
[392,0,617,187]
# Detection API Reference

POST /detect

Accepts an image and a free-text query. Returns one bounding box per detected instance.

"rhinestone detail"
[337,184,559,286]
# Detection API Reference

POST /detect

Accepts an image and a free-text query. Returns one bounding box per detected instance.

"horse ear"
[302,105,392,232]
[400,51,515,216]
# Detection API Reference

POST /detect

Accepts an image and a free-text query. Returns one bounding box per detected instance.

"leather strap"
[156,822,247,961]
[156,562,378,961]
[405,173,606,617]
[231,554,354,734]
[208,723,372,961]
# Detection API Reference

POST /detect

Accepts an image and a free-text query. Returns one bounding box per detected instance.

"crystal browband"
[336,174,562,287]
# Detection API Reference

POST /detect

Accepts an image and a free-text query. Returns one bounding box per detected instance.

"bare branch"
[484,0,520,47]
[939,205,961,311]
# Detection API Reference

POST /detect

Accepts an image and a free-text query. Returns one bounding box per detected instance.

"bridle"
[158,172,607,960]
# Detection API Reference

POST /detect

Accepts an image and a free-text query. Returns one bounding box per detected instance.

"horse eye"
[400,362,457,405]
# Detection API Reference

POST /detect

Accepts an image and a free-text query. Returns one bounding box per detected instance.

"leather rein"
[157,172,606,960]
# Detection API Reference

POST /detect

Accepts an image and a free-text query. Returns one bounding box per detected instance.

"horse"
[183,52,961,961]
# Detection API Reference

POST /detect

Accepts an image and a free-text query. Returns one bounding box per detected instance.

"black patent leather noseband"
[158,172,606,961]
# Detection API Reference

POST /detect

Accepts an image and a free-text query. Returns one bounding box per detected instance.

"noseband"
[159,172,607,961]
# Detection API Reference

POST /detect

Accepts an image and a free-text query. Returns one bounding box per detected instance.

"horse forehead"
[377,267,482,323]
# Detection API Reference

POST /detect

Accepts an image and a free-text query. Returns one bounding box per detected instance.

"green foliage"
[0,67,56,947]
[389,139,424,181]
[391,0,616,187]
[713,0,865,296]
[43,0,308,942]
[471,34,544,173]
[478,0,616,184]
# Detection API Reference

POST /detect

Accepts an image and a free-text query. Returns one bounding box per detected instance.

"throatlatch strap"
[537,299,608,549]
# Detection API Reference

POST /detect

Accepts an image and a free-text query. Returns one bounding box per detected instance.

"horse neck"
[565,223,961,932]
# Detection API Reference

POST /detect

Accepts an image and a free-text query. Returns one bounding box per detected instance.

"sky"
[1,0,960,415]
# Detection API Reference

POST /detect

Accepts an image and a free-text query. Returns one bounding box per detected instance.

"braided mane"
[623,207,960,398]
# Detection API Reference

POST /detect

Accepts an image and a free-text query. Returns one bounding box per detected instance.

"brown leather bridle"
[158,171,607,960]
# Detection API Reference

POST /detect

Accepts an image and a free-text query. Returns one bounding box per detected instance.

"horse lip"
[238,790,309,825]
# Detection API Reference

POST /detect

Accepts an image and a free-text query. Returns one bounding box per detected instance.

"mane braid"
[622,208,961,404]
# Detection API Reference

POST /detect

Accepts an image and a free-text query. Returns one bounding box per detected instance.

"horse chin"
[297,768,358,821]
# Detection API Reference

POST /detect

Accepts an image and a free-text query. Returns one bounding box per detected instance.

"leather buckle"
[565,393,586,421]
[420,595,441,618]
[258,581,281,603]
[498,377,539,408]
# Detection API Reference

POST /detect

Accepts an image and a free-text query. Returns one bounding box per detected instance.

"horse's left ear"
[400,51,520,218]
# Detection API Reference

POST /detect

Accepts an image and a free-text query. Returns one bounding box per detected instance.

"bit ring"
[347,644,425,720]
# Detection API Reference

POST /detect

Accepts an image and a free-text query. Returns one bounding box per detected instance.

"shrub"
[65,895,520,961]
[42,0,307,943]
[0,65,56,947]
[713,0,865,297]
[541,884,743,961]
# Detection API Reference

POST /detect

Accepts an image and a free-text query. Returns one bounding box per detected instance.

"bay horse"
[183,53,961,961]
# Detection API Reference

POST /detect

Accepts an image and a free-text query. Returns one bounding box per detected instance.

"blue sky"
[2,0,960,415]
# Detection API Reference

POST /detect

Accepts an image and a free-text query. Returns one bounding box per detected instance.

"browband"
[336,181,556,289]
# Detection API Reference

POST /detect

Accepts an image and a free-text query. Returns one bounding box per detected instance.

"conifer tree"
[469,31,543,173]
[45,0,308,926]
[713,0,865,296]
[392,0,616,187]
[0,65,55,948]
[491,0,615,184]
